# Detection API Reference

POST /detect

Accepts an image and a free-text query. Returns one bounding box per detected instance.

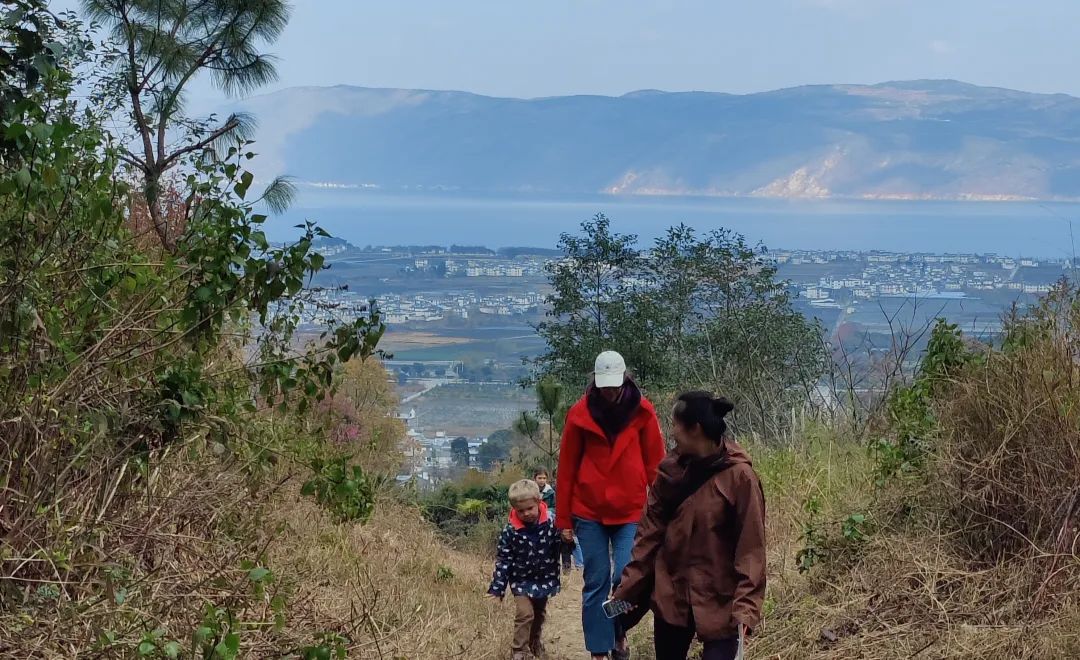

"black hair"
[672,391,735,444]
[533,468,549,478]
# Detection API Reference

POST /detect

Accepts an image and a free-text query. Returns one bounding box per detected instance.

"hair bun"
[712,397,735,418]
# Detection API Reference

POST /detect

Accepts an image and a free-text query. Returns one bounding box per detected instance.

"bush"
[874,319,975,484]
[0,6,388,653]
[301,456,378,524]
[935,284,1080,574]
[420,473,512,555]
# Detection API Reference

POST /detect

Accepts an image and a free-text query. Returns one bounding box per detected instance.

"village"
[298,244,1070,328]
[780,249,1065,306]
[391,406,502,492]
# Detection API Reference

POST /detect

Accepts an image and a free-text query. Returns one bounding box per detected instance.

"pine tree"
[84,0,294,249]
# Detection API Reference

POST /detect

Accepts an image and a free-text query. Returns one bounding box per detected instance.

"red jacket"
[555,394,666,529]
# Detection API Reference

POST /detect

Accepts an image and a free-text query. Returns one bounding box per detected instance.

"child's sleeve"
[487,525,514,597]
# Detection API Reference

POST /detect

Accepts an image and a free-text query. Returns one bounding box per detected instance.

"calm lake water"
[274,189,1080,258]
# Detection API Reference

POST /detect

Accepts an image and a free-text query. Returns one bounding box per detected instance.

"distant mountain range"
[234,80,1080,201]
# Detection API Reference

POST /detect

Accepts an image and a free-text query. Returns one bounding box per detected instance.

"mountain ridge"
[233,80,1080,201]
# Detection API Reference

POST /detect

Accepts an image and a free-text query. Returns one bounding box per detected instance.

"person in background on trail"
[555,350,667,660]
[613,392,766,660]
[535,468,584,573]
[487,479,562,660]
[536,469,556,510]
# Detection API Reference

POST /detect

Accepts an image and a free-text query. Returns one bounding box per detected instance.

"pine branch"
[161,116,239,170]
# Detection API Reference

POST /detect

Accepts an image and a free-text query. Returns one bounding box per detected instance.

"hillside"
[235,80,1080,201]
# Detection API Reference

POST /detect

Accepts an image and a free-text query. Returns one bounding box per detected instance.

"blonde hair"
[508,479,541,505]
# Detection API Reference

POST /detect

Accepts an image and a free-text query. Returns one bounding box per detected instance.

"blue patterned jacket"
[487,502,561,599]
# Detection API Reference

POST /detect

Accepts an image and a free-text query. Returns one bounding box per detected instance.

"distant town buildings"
[295,245,1068,329]
[393,410,496,490]
[300,287,543,326]
[771,249,1068,304]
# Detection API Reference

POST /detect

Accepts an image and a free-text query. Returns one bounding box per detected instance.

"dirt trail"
[544,571,585,659]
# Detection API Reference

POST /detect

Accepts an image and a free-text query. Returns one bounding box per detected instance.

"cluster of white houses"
[393,409,493,491]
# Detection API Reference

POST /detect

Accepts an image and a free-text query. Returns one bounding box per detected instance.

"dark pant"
[654,616,739,660]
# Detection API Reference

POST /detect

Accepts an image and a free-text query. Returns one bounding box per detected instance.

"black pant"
[654,616,739,660]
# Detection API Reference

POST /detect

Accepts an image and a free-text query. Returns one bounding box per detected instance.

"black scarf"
[586,379,643,442]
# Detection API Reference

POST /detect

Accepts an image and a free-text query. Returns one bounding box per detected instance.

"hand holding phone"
[601,598,634,619]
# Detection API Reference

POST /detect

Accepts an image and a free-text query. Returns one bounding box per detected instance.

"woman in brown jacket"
[612,392,766,660]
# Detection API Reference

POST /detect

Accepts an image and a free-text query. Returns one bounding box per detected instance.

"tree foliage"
[0,1,383,597]
[535,217,829,438]
[451,436,470,467]
[511,378,567,473]
[83,0,293,249]
[536,213,649,386]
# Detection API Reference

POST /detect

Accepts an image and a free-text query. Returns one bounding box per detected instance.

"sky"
[55,0,1080,100]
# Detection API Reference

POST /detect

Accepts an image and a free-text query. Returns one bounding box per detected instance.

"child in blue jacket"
[535,468,584,573]
[487,479,561,660]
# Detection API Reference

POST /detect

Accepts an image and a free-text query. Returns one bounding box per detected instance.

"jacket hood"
[652,439,752,521]
[567,384,655,434]
[724,439,752,466]
[509,501,550,530]
[657,439,751,480]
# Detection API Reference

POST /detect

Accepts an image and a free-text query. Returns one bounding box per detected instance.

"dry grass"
[266,495,510,659]
[0,444,512,659]
[5,315,1080,659]
[0,445,280,657]
[736,310,1080,660]
[839,301,1080,659]
[757,530,1080,659]
[936,337,1080,569]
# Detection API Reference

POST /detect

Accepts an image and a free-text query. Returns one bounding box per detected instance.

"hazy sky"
[58,0,1080,99]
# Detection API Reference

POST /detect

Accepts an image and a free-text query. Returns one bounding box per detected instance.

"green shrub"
[301,457,378,524]
[874,319,975,484]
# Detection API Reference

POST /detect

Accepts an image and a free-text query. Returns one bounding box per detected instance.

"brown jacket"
[613,441,766,641]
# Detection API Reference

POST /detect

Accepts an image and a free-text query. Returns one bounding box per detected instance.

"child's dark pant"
[512,595,548,654]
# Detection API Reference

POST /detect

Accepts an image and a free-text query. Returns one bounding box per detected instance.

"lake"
[274,189,1080,258]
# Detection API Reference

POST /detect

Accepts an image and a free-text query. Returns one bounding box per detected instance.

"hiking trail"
[544,571,585,659]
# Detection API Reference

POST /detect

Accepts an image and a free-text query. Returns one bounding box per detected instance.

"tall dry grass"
[937,306,1080,572]
[737,292,1080,659]
[0,444,511,658]
[267,495,510,659]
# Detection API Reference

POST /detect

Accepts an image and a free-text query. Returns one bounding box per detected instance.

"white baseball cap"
[593,350,627,388]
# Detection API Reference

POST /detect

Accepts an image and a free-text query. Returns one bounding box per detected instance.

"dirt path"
[543,572,654,660]
[545,571,585,659]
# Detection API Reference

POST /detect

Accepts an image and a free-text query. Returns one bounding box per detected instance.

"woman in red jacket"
[556,350,667,660]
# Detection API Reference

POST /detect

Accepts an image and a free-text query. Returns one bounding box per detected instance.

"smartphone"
[601,599,632,619]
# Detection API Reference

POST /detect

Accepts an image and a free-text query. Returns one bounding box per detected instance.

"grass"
[735,409,1080,659]
[6,329,1079,659]
[0,443,512,658]
[266,493,511,659]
